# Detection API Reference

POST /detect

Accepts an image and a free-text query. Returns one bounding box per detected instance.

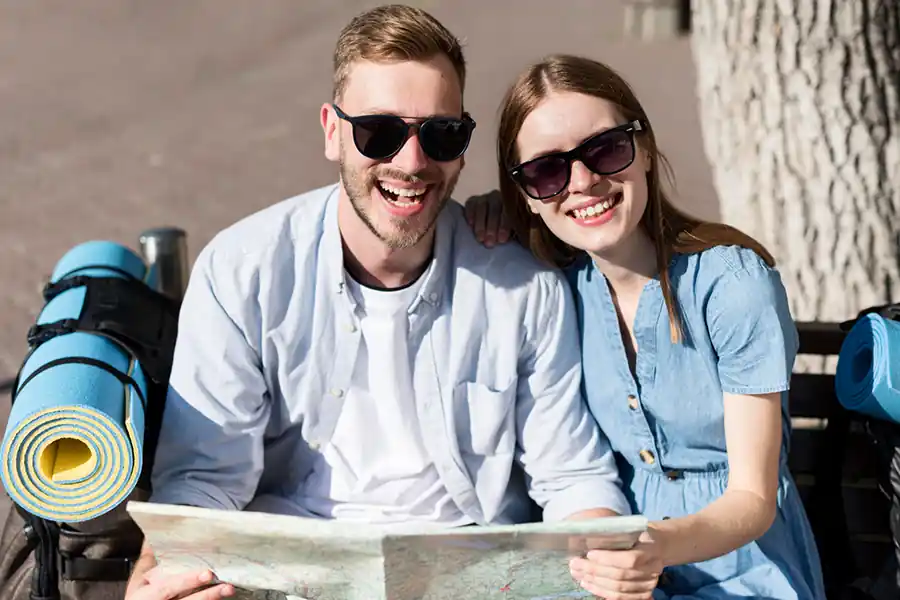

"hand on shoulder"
[463,189,512,247]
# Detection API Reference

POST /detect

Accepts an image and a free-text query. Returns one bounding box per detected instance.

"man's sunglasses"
[333,104,476,162]
[508,120,645,201]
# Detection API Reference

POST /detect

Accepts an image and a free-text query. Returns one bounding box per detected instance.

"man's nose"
[391,131,429,173]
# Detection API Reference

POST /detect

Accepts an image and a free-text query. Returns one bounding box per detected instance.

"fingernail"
[221,584,235,597]
[199,571,213,583]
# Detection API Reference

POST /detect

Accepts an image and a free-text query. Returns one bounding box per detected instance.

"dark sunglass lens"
[518,157,569,199]
[353,116,408,159]
[419,119,471,161]
[583,130,634,175]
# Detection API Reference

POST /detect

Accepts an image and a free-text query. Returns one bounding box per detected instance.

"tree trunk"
[690,0,900,328]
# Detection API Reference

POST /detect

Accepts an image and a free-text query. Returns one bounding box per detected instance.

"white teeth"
[571,195,621,220]
[380,182,426,198]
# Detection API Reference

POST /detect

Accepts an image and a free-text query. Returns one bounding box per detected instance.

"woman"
[466,55,825,599]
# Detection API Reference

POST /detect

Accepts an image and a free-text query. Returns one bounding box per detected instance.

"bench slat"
[796,321,846,356]
[789,374,840,418]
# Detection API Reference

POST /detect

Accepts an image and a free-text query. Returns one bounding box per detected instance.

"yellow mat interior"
[38,437,97,483]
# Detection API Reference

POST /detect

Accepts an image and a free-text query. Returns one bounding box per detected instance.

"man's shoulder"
[200,183,338,268]
[443,202,553,274]
[442,202,568,294]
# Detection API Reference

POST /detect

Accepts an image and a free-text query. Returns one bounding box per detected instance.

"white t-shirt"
[297,268,468,525]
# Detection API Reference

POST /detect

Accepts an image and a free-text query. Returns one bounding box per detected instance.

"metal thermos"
[139,227,189,302]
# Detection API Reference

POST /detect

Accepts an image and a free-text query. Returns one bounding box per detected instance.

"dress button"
[329,388,344,398]
[627,394,639,410]
[639,449,656,464]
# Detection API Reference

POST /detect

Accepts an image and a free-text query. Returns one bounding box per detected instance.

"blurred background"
[0,0,712,379]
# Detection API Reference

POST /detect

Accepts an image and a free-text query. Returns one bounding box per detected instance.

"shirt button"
[627,395,639,410]
[309,441,321,451]
[665,470,681,481]
[346,323,357,333]
[639,449,656,465]
[329,388,344,398]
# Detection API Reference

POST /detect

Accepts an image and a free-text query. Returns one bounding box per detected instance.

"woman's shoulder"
[676,244,777,281]
[672,245,792,323]
[561,252,594,288]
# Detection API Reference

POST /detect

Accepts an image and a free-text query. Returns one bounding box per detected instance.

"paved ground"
[0,0,718,383]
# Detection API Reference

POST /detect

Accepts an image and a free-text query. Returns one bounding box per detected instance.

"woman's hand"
[569,532,663,600]
[463,190,511,247]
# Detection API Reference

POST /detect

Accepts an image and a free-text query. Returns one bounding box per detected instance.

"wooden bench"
[790,322,895,598]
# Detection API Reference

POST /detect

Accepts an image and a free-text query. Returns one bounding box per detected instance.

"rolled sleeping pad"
[0,241,157,522]
[835,312,900,425]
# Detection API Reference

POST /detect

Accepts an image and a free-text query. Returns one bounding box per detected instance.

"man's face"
[322,55,466,250]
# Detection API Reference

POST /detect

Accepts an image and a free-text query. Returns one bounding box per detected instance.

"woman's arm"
[569,391,783,599]
[650,390,782,565]
[571,254,796,599]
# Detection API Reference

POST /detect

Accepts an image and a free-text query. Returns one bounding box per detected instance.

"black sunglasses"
[333,104,476,162]
[509,120,645,201]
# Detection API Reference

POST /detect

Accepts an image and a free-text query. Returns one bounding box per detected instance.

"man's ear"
[321,103,340,163]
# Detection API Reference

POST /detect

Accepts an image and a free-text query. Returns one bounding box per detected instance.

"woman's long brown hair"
[497,54,774,342]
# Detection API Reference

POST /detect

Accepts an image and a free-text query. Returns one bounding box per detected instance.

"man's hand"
[125,542,234,600]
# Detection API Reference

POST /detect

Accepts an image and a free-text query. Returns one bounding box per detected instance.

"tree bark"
[690,0,900,326]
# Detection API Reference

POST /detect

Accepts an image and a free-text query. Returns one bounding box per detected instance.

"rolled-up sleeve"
[149,243,270,510]
[515,272,631,521]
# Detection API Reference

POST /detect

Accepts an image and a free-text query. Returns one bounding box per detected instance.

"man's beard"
[339,148,458,250]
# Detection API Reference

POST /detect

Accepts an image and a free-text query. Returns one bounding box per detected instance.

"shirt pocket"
[453,380,517,456]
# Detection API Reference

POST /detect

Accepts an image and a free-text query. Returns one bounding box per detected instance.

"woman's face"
[513,91,651,259]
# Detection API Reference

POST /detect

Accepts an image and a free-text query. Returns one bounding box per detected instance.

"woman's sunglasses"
[333,104,476,163]
[508,120,645,201]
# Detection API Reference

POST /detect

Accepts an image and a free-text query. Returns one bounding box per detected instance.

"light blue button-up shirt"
[149,183,630,524]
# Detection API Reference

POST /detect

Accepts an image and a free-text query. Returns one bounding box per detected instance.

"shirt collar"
[322,185,453,311]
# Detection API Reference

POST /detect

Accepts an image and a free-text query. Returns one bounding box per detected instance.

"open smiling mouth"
[375,180,436,218]
[566,191,624,222]
[377,181,431,206]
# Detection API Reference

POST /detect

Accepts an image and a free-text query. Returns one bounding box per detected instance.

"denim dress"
[568,245,826,599]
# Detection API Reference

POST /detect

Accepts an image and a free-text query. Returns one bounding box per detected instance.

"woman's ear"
[527,198,541,214]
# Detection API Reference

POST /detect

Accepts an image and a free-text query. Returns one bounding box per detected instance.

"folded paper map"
[127,501,648,600]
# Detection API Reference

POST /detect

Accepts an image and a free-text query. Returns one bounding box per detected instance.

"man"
[125,5,629,600]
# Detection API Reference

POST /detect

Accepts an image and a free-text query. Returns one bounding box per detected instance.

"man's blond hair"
[333,4,466,101]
